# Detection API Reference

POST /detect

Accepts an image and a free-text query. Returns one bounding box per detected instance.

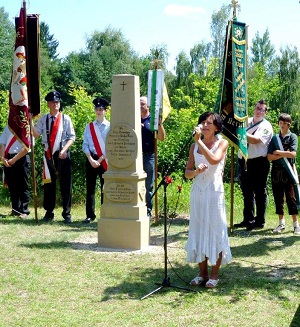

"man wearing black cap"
[31,90,76,223]
[82,97,110,223]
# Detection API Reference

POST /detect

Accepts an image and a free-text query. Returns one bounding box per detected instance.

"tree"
[61,27,141,100]
[56,52,90,104]
[134,54,152,96]
[174,51,192,91]
[39,22,61,93]
[275,46,300,132]
[190,41,212,76]
[210,4,231,77]
[0,7,15,92]
[40,22,59,60]
[85,27,141,98]
[247,62,280,113]
[250,29,276,75]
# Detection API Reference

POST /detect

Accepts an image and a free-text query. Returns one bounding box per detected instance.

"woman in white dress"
[185,112,232,288]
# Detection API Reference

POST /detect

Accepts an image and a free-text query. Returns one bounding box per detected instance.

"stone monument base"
[98,217,150,250]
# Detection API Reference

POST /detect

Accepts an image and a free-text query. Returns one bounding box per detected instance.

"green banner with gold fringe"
[215,18,248,159]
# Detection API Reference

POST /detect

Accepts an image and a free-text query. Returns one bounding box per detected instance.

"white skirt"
[185,182,232,266]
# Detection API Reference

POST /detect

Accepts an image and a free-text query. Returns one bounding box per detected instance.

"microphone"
[192,124,203,136]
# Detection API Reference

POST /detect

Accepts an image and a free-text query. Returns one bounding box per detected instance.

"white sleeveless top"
[192,139,226,192]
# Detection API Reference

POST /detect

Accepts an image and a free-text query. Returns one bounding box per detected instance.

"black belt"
[7,153,17,159]
[90,152,99,160]
[45,150,59,157]
[7,153,30,159]
[247,156,267,161]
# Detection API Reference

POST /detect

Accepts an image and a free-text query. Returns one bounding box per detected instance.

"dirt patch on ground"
[70,215,190,255]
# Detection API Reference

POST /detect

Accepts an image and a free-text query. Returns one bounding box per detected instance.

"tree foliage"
[0,7,14,92]
[210,4,231,77]
[83,27,141,99]
[190,41,212,77]
[247,63,281,111]
[39,22,61,92]
[1,4,300,203]
[250,29,276,75]
[40,22,59,60]
[275,46,300,131]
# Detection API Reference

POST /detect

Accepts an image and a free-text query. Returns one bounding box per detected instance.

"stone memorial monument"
[98,74,149,250]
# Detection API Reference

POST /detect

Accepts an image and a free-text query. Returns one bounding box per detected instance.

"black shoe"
[9,211,28,218]
[82,217,95,223]
[64,217,72,224]
[234,221,247,228]
[247,221,265,231]
[41,212,54,222]
[10,210,20,217]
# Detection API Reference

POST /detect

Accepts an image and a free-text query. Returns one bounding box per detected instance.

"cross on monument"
[120,81,127,91]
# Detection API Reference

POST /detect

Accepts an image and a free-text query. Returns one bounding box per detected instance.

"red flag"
[8,8,30,150]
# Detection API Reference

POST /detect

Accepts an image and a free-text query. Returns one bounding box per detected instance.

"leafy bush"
[1,82,300,215]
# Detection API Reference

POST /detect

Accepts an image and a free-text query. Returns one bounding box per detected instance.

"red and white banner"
[8,7,30,150]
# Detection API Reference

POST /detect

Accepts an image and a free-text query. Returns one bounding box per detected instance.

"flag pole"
[23,0,39,223]
[152,52,160,226]
[229,0,237,233]
[230,0,243,233]
[148,50,164,225]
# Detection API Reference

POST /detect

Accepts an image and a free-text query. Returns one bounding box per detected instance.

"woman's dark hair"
[197,111,223,135]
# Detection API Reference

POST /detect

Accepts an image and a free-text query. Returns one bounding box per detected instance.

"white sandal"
[190,276,207,286]
[205,279,219,288]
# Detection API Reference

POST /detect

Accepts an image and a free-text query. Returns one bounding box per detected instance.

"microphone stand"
[141,134,197,300]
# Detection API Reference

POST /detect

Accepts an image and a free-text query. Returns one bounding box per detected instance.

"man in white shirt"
[31,91,76,223]
[235,99,273,231]
[82,97,110,223]
[0,125,30,218]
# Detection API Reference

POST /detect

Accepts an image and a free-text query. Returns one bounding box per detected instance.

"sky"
[1,0,300,71]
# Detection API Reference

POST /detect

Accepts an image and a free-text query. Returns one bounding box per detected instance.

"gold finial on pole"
[231,0,241,18]
[151,48,163,70]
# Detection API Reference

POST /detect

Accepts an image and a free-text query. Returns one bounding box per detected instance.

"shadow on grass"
[99,258,300,303]
[19,240,71,249]
[98,224,300,303]
[0,216,98,232]
[150,216,189,228]
[4,213,299,306]
[15,227,300,304]
[100,264,203,302]
[231,234,300,258]
[0,216,39,226]
[290,304,300,327]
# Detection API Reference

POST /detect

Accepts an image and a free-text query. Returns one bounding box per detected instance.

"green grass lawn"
[0,204,299,327]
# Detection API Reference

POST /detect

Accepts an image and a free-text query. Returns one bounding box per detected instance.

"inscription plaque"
[106,124,137,168]
[106,182,135,202]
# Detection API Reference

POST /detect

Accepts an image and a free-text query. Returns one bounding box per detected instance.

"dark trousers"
[239,156,270,225]
[143,152,155,215]
[271,167,298,215]
[43,151,72,219]
[85,156,105,219]
[4,154,30,215]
